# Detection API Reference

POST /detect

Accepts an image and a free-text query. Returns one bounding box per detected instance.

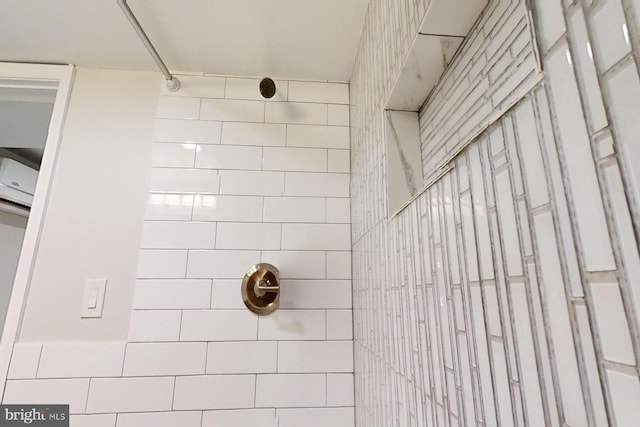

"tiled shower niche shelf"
[385,0,487,217]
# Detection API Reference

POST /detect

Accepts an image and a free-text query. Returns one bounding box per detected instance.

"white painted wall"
[0,211,27,335]
[18,68,160,341]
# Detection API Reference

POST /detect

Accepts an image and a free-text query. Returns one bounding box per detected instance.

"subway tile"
[187,250,260,279]
[149,168,220,194]
[156,96,200,119]
[514,101,549,208]
[276,408,354,427]
[602,162,640,334]
[222,122,286,146]
[488,123,506,156]
[192,195,264,222]
[202,409,277,427]
[590,0,632,70]
[71,414,116,427]
[151,142,196,167]
[128,310,182,342]
[281,223,351,250]
[123,342,206,376]
[491,340,513,426]
[533,211,588,426]
[277,341,353,373]
[7,343,41,379]
[37,342,125,379]
[133,279,211,309]
[453,289,465,331]
[606,369,640,426]
[141,221,216,249]
[255,374,326,407]
[258,310,325,340]
[527,0,564,52]
[469,286,498,421]
[261,250,326,279]
[326,251,351,279]
[546,42,615,272]
[598,133,615,159]
[4,379,89,414]
[225,77,288,101]
[279,280,352,309]
[263,197,326,223]
[219,170,284,196]
[527,261,561,424]
[511,282,545,426]
[263,147,327,172]
[207,341,277,374]
[326,198,350,223]
[568,8,608,132]
[460,193,480,282]
[160,75,225,98]
[575,304,609,426]
[181,309,258,341]
[200,98,265,122]
[497,121,517,184]
[287,125,350,149]
[288,81,349,104]
[116,412,201,427]
[216,222,281,250]
[605,62,640,227]
[86,377,174,413]
[211,279,247,309]
[590,281,636,364]
[468,145,494,280]
[173,375,256,410]
[327,309,353,339]
[328,149,350,173]
[457,334,475,422]
[153,119,221,144]
[327,374,355,406]
[144,194,194,221]
[494,168,523,276]
[284,172,350,197]
[266,102,327,125]
[517,198,533,256]
[328,104,350,126]
[195,144,263,170]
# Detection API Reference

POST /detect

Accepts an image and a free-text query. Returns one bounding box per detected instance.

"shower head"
[259,77,276,99]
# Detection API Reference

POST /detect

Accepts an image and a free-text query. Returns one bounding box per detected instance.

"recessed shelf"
[385,0,488,217]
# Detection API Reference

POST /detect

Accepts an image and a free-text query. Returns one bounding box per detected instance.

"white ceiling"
[0,0,370,82]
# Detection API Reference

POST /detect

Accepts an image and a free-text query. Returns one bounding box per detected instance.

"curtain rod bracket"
[117,0,180,92]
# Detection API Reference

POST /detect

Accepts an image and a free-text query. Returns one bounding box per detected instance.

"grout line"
[204,342,209,376]
[178,310,184,342]
[34,344,44,379]
[325,373,328,406]
[120,344,127,377]
[170,376,177,411]
[253,374,258,408]
[69,405,353,418]
[84,378,92,413]
[209,279,215,309]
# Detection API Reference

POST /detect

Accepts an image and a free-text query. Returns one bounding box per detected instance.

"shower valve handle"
[256,279,280,293]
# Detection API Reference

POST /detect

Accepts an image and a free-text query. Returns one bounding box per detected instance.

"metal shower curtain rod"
[117,0,180,91]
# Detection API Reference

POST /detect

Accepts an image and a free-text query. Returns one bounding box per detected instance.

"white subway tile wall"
[351,0,640,426]
[4,76,352,426]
